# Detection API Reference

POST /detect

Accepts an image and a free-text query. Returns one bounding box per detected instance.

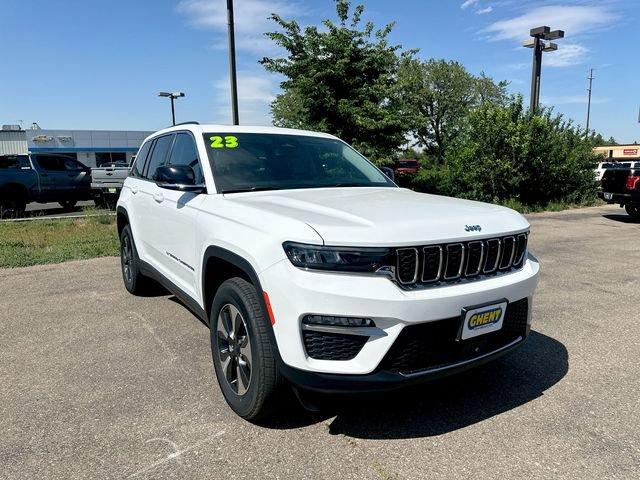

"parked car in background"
[394,158,420,175]
[117,124,539,420]
[0,153,91,218]
[91,160,131,208]
[595,161,634,183]
[599,162,640,220]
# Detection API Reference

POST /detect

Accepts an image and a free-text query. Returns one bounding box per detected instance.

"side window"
[63,158,82,171]
[131,140,152,177]
[35,155,65,171]
[143,135,174,179]
[0,156,21,169]
[166,133,204,183]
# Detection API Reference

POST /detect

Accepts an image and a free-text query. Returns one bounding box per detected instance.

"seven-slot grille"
[395,233,528,288]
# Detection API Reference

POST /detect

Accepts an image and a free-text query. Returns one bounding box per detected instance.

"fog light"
[302,315,375,327]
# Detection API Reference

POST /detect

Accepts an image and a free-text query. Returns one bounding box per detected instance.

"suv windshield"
[202,133,394,193]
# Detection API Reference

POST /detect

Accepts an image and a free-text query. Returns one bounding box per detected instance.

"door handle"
[153,192,164,203]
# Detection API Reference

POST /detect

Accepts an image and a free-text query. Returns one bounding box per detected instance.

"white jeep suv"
[117,123,540,420]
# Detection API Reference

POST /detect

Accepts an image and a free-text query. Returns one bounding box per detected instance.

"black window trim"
[142,133,175,180]
[131,138,154,179]
[133,131,208,194]
[161,130,207,192]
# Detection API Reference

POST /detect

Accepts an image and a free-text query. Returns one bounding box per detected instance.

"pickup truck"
[0,153,92,218]
[599,162,640,219]
[91,161,130,208]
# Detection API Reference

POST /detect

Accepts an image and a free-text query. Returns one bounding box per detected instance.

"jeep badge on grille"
[465,225,482,232]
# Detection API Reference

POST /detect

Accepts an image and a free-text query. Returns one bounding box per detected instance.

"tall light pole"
[523,26,565,112]
[158,91,185,126]
[226,0,240,125]
[586,68,594,133]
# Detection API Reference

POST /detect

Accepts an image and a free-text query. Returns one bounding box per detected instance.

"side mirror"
[153,164,206,193]
[380,166,395,182]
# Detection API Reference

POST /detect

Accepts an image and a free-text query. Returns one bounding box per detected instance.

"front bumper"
[259,253,540,385]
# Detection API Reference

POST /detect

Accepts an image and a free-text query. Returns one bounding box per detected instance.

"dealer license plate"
[459,301,508,340]
[108,188,117,194]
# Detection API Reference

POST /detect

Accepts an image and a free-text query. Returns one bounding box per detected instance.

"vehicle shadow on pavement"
[325,331,567,439]
[602,214,639,224]
[261,331,568,438]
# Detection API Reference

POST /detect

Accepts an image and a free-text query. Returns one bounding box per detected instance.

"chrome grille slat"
[444,243,465,280]
[393,233,528,288]
[499,236,516,270]
[422,246,443,282]
[396,248,419,284]
[483,238,501,273]
[465,241,484,277]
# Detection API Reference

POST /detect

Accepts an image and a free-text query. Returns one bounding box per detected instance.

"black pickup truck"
[0,153,92,218]
[599,162,640,220]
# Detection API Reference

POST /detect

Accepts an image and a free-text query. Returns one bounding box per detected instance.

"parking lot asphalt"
[1,204,639,479]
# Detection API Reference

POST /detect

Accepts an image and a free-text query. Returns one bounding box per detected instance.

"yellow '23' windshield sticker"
[210,135,239,149]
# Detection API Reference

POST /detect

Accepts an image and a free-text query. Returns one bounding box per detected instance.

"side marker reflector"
[263,292,275,325]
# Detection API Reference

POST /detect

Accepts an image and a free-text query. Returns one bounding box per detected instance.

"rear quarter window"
[131,140,152,178]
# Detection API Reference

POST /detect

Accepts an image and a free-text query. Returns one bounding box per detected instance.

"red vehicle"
[394,158,420,175]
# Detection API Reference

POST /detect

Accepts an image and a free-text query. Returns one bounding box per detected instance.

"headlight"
[283,242,392,273]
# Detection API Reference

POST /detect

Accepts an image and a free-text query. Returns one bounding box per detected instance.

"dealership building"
[593,144,640,161]
[0,124,153,167]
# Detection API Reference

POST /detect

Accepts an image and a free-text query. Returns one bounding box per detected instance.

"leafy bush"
[441,97,599,206]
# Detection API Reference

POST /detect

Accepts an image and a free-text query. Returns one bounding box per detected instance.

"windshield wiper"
[221,186,277,194]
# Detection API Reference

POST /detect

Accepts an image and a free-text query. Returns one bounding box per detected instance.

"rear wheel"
[119,224,153,295]
[210,278,281,421]
[625,204,640,220]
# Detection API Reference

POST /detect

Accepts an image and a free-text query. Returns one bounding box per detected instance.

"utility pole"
[586,68,594,133]
[523,26,565,112]
[226,0,240,125]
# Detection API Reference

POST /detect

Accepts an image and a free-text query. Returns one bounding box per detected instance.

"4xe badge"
[465,225,482,232]
[460,301,507,340]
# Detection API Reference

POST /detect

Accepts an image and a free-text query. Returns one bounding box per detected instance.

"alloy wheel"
[216,303,252,395]
[121,235,133,285]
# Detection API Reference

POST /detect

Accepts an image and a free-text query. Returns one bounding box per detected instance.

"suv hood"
[226,187,529,246]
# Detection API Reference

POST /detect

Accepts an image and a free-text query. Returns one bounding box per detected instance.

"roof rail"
[174,121,200,126]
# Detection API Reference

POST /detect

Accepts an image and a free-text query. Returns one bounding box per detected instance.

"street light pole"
[586,68,594,133]
[523,26,564,113]
[529,36,543,112]
[226,0,240,125]
[158,92,185,126]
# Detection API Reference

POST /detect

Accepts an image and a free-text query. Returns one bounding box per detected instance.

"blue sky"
[1,0,638,142]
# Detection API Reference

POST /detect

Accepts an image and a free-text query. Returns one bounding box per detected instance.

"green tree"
[261,0,414,161]
[444,96,599,205]
[397,59,508,162]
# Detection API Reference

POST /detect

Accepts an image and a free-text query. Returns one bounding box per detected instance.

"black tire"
[0,186,27,219]
[625,204,640,220]
[119,224,153,295]
[210,277,281,421]
[0,198,27,219]
[59,200,77,211]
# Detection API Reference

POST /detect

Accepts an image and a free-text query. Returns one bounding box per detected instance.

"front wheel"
[59,200,77,211]
[625,204,640,220]
[0,198,26,219]
[210,278,282,421]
